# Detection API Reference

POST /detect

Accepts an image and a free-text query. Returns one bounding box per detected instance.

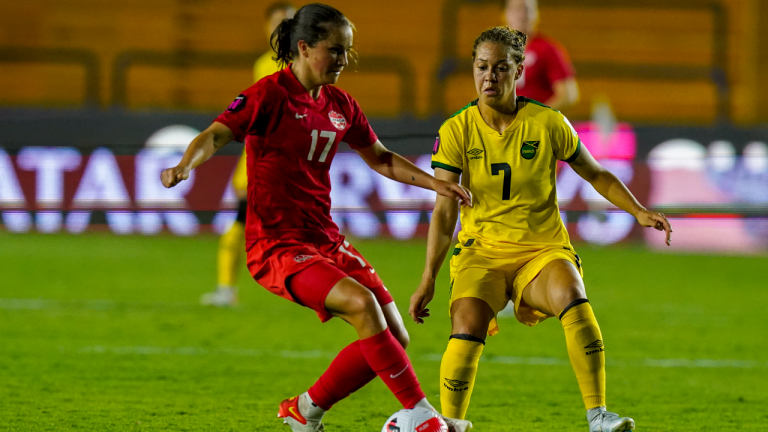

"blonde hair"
[472,26,527,64]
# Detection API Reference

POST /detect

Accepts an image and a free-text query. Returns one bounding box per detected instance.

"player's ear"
[297,39,310,58]
[515,63,524,80]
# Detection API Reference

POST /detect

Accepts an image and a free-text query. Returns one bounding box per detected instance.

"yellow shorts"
[232,147,248,193]
[448,245,583,335]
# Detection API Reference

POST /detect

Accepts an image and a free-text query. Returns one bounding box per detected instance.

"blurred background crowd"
[1,0,768,253]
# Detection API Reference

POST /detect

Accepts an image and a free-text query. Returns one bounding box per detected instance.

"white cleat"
[199,286,238,307]
[437,413,473,432]
[588,408,634,432]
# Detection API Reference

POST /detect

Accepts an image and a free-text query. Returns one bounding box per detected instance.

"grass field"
[1,232,767,431]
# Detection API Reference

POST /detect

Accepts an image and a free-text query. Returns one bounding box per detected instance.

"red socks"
[308,340,376,410]
[359,329,425,409]
[308,329,424,410]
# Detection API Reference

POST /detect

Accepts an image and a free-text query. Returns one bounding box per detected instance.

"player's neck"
[291,64,324,100]
[479,97,519,134]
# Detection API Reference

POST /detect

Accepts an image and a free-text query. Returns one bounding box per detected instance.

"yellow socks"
[560,299,606,409]
[440,335,484,419]
[217,221,245,287]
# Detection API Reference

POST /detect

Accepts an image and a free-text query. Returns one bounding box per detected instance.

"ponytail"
[271,18,295,68]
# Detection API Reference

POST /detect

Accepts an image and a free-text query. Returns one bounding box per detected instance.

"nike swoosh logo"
[390,364,409,379]
[369,268,375,274]
[295,113,307,119]
[288,406,304,423]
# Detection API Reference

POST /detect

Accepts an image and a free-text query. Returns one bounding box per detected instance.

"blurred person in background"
[162,4,473,431]
[505,0,579,111]
[200,1,296,307]
[410,26,672,432]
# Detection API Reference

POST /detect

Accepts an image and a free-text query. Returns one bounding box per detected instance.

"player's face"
[505,0,537,34]
[304,24,354,86]
[473,42,523,110]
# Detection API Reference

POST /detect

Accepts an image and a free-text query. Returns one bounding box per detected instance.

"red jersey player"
[161,4,472,432]
[505,0,579,110]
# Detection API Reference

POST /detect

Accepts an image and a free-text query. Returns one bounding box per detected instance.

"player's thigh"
[325,276,384,322]
[521,259,585,317]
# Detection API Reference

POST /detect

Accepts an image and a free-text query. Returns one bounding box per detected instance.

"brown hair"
[472,26,527,64]
[270,3,357,68]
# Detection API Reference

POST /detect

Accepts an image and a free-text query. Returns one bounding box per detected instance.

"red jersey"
[516,34,575,104]
[215,67,377,250]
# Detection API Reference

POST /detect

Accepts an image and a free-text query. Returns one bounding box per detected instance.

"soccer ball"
[381,408,448,432]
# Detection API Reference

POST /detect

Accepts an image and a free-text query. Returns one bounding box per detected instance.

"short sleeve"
[342,95,378,149]
[551,114,582,162]
[214,84,273,143]
[431,121,464,174]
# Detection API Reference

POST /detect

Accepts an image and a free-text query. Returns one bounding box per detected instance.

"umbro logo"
[445,378,469,388]
[584,340,603,349]
[444,378,469,392]
[467,148,484,160]
[585,339,604,356]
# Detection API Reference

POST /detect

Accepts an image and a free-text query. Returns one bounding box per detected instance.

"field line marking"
[66,345,768,369]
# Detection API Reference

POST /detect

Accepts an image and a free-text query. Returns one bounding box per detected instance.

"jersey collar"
[471,99,526,136]
[280,65,327,105]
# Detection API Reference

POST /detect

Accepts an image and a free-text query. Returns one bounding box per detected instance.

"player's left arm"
[355,140,472,207]
[568,144,672,245]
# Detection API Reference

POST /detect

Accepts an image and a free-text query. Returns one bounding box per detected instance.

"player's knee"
[550,284,586,313]
[345,289,381,320]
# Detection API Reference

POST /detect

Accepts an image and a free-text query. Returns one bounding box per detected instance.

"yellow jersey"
[432,97,582,252]
[253,50,281,84]
[234,51,283,192]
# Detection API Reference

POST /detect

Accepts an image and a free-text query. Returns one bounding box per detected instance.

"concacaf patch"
[328,110,347,130]
[227,94,247,112]
[521,141,539,160]
[432,136,440,155]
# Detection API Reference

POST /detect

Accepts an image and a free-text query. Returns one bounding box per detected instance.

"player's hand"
[635,209,672,246]
[434,180,472,207]
[161,166,190,188]
[409,279,436,324]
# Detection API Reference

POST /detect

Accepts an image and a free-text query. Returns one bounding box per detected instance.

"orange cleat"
[278,396,324,432]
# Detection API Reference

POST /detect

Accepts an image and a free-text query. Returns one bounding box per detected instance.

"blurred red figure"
[161,4,472,432]
[505,0,579,110]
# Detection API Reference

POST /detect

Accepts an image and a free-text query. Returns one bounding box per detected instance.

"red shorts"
[246,237,392,322]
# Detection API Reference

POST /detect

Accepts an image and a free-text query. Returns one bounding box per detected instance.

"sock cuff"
[449,333,485,345]
[447,336,485,356]
[558,298,590,321]
[360,328,394,347]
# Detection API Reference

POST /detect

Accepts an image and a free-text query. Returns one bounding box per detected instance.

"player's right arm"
[409,167,461,324]
[161,121,235,188]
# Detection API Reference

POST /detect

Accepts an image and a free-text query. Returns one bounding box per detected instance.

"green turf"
[1,232,767,431]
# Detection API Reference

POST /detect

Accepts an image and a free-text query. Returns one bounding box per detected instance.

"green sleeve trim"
[564,140,582,163]
[518,96,560,113]
[432,161,462,174]
[440,99,479,127]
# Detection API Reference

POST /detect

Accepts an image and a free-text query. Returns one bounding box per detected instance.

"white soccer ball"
[381,408,448,432]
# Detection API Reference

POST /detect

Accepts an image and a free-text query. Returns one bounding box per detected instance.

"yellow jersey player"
[201,2,296,307]
[409,27,672,431]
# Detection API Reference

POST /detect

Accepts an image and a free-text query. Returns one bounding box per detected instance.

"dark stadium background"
[1,1,767,431]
